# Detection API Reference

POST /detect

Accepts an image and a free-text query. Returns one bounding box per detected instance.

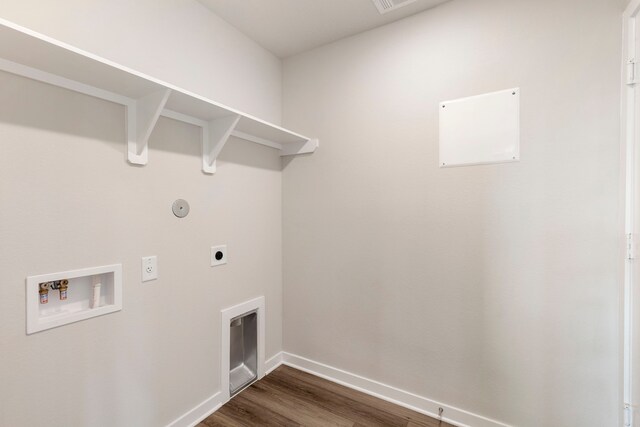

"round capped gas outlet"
[172,199,190,218]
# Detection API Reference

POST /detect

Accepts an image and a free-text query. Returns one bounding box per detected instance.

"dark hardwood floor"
[199,365,454,427]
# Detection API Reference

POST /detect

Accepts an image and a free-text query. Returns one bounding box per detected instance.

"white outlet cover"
[211,245,227,267]
[142,256,158,282]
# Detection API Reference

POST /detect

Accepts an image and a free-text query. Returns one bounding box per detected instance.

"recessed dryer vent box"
[229,311,258,396]
[26,264,122,334]
[220,296,265,401]
[439,87,520,167]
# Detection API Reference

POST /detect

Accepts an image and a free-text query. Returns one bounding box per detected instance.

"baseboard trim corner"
[167,351,510,427]
[281,352,511,427]
[167,353,283,427]
[166,392,223,427]
[265,352,284,375]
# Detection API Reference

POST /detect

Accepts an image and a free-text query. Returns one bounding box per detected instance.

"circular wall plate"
[172,199,190,218]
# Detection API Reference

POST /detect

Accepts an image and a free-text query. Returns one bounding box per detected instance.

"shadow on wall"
[0,70,282,172]
[281,152,314,170]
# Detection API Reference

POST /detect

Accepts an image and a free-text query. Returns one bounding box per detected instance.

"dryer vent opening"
[229,311,258,396]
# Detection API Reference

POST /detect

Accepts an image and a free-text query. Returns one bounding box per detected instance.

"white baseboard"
[166,352,283,427]
[167,351,511,427]
[281,352,511,427]
[166,392,223,427]
[265,352,283,375]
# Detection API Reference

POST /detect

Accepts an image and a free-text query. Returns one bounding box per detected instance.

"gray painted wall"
[0,1,284,425]
[282,0,623,425]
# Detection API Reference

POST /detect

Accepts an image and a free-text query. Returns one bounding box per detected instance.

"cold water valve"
[57,280,69,300]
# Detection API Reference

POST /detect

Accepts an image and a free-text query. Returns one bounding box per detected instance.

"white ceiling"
[198,0,450,58]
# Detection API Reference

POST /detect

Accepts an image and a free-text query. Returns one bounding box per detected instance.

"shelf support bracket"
[202,114,241,174]
[280,139,319,157]
[127,88,172,165]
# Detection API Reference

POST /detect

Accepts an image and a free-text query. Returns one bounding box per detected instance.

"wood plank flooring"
[199,365,454,427]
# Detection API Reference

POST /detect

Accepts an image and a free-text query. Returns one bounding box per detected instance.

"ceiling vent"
[371,0,419,14]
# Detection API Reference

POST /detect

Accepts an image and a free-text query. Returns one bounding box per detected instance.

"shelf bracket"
[280,139,319,157]
[127,88,172,165]
[202,114,241,174]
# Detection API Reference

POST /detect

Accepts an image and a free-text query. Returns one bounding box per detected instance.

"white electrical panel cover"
[439,88,520,167]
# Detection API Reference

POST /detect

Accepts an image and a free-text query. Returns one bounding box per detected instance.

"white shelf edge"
[0,56,130,105]
[231,130,284,150]
[280,138,320,156]
[0,17,318,172]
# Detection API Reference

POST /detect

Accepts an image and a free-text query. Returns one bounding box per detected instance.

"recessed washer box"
[26,264,122,334]
[439,87,520,167]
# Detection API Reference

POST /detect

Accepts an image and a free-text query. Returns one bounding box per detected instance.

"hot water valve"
[38,279,70,304]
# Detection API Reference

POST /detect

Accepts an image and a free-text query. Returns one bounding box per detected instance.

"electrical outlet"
[142,256,158,282]
[211,245,227,267]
